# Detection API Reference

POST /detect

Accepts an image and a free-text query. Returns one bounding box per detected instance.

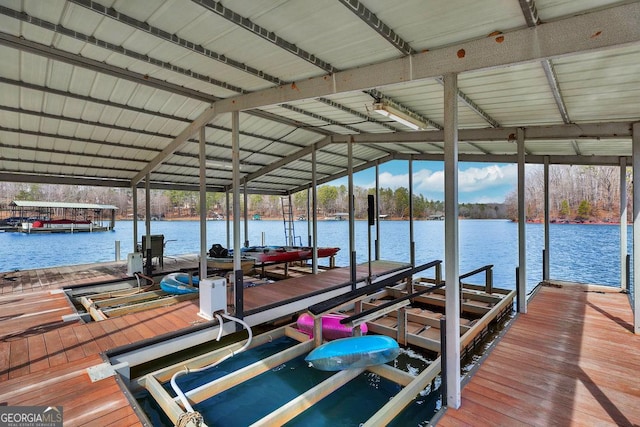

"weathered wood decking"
[437,281,640,426]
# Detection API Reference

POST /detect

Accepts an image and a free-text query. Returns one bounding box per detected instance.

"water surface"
[0,219,632,293]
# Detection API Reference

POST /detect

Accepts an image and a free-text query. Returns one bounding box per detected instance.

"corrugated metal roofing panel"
[554,46,640,122]
[363,0,526,51]
[461,63,562,126]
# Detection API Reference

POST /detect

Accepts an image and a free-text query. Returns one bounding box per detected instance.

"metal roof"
[0,0,639,195]
[10,200,118,210]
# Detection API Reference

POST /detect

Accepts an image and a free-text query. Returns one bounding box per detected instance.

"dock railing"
[308,260,443,317]
[459,264,493,294]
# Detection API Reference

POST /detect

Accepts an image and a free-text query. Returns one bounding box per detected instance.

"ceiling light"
[373,102,427,131]
[205,161,233,169]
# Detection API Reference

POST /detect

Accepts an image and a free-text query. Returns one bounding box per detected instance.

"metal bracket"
[87,361,129,383]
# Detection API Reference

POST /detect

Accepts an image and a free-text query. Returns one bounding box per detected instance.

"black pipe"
[440,316,447,407]
[515,266,521,312]
[626,254,631,290]
[145,248,153,276]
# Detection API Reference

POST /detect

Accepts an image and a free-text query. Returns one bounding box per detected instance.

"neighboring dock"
[436,281,640,426]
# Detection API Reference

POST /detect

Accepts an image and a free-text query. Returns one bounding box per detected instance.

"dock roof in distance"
[10,201,118,211]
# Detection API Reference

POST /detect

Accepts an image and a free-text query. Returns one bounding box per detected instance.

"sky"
[329,160,519,204]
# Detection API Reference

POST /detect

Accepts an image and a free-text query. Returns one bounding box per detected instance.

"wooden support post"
[397,308,407,345]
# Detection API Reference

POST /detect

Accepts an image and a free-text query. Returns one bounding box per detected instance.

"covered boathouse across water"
[0,0,639,425]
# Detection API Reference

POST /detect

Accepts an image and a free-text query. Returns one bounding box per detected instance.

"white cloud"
[359,163,517,202]
[457,164,517,193]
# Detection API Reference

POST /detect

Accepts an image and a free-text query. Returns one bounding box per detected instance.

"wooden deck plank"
[8,338,29,379]
[123,313,157,340]
[26,333,49,373]
[110,316,145,344]
[72,324,101,358]
[437,283,640,426]
[85,322,118,353]
[43,329,68,368]
[58,324,87,363]
[0,353,102,400]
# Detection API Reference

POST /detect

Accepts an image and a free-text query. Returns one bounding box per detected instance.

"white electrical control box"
[198,277,227,320]
[127,252,143,276]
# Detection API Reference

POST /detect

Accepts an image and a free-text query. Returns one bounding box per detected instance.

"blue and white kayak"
[305,335,400,371]
[160,273,199,295]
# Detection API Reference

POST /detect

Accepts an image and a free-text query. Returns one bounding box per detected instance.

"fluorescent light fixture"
[373,102,426,131]
[205,160,232,169]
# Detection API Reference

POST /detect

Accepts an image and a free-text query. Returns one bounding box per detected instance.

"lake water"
[0,219,632,294]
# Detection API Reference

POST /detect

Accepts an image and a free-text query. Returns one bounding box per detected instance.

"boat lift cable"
[170,312,253,419]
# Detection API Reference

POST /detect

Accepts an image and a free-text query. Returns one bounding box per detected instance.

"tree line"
[1,164,627,222]
[504,164,629,222]
[0,182,506,220]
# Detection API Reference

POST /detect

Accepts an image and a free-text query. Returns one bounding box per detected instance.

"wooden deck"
[0,257,409,426]
[437,281,640,426]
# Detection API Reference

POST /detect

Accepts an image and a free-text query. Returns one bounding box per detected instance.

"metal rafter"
[0,127,258,172]
[68,0,283,86]
[366,89,443,131]
[517,0,571,124]
[0,32,216,103]
[434,78,501,128]
[338,0,415,56]
[518,0,540,26]
[0,77,332,148]
[0,6,245,94]
[191,0,336,74]
[315,97,421,155]
[341,2,500,128]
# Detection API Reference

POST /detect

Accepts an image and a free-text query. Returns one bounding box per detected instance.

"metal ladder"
[281,195,300,246]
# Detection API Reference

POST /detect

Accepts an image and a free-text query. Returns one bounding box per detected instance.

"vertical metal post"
[620,156,628,291]
[312,145,319,274]
[439,316,447,407]
[409,158,415,267]
[132,184,138,252]
[145,173,151,250]
[632,122,640,334]
[515,267,520,310]
[348,138,356,289]
[232,111,243,322]
[307,187,312,247]
[443,72,461,409]
[517,128,527,314]
[199,126,208,280]
[375,162,381,260]
[225,190,231,249]
[243,183,249,248]
[115,240,120,262]
[144,174,151,275]
[543,156,550,281]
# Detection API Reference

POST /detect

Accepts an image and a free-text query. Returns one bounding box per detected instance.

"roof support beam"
[191,0,336,73]
[242,137,333,184]
[0,32,216,103]
[132,105,219,184]
[518,0,571,124]
[434,78,501,128]
[0,5,244,94]
[68,0,280,87]
[209,3,640,114]
[338,0,415,55]
[331,122,633,143]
